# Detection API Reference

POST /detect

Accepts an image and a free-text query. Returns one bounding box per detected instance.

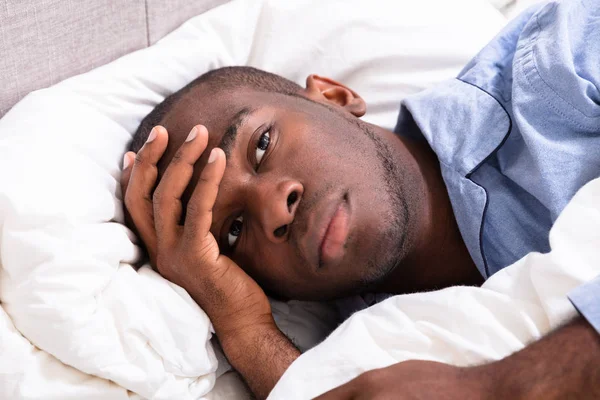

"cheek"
[295,136,379,199]
[234,242,296,291]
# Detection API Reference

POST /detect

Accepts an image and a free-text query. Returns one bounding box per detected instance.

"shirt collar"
[394,78,511,177]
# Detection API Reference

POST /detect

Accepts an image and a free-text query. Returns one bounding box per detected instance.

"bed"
[0,0,542,119]
[0,1,567,399]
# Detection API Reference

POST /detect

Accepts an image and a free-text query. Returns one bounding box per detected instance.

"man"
[121,0,600,398]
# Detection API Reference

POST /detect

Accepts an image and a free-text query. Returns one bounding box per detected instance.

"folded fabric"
[269,177,600,399]
[0,0,505,398]
[0,303,138,400]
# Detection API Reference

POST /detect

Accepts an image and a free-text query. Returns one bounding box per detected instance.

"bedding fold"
[0,0,506,398]
[269,177,600,399]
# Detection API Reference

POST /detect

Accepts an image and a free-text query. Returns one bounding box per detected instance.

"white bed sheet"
[490,0,546,19]
[269,177,600,399]
[0,0,506,398]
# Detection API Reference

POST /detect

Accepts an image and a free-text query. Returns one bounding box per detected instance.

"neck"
[374,127,482,294]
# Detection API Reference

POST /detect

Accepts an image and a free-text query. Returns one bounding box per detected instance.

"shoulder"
[513,0,600,128]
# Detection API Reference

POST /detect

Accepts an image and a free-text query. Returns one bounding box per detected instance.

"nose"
[253,179,303,243]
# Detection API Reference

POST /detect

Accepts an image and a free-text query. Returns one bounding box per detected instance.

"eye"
[228,216,243,247]
[255,130,271,165]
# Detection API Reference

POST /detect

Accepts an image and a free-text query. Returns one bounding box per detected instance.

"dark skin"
[315,318,600,400]
[127,75,480,299]
[121,75,600,399]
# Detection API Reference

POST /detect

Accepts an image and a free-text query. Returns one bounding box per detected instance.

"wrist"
[217,316,286,365]
[217,315,300,399]
[216,311,276,343]
[211,294,274,340]
[184,274,273,337]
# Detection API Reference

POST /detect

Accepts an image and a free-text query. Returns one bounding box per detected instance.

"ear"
[303,74,366,117]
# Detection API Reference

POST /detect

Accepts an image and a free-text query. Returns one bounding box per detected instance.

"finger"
[153,125,209,241]
[120,151,137,237]
[184,146,226,239]
[120,151,135,198]
[124,126,168,262]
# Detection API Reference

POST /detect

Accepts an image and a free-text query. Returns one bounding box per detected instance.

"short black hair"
[130,66,302,152]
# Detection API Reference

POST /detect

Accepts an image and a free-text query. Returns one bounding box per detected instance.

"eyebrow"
[219,107,257,157]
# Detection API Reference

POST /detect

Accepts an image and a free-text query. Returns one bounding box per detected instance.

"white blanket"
[0,0,506,398]
[269,177,600,399]
[0,299,247,399]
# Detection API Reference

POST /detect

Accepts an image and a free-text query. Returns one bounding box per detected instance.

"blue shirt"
[394,0,600,333]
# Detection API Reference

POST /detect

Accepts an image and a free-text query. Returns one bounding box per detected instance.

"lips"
[300,192,351,269]
[319,201,351,266]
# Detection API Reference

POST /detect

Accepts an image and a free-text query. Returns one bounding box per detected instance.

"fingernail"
[123,153,131,170]
[208,148,218,163]
[147,127,158,143]
[186,127,198,142]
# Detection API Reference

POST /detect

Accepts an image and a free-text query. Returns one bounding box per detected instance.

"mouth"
[316,192,351,268]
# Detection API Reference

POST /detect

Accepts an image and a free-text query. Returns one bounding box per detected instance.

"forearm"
[219,320,301,399]
[187,285,300,399]
[484,317,600,399]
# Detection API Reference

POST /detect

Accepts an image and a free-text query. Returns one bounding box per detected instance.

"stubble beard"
[354,120,414,292]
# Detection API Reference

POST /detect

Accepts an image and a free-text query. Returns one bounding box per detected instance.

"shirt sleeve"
[522,0,600,333]
[557,0,600,334]
[569,277,600,333]
[519,0,600,124]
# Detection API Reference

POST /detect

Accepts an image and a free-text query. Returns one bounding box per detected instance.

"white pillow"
[0,0,505,398]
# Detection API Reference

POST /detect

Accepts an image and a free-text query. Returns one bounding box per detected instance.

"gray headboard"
[0,0,230,119]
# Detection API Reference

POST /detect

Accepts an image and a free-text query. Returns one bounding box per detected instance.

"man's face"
[159,80,418,300]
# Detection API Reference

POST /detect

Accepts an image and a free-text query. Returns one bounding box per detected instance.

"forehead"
[162,87,252,147]
[155,86,313,202]
[159,86,316,160]
[154,87,259,175]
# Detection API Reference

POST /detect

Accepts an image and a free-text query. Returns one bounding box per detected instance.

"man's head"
[131,66,424,300]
